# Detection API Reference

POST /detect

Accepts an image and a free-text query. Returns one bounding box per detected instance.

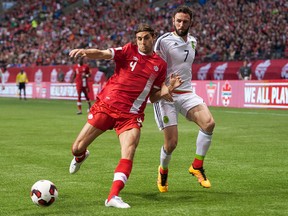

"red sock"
[192,158,203,169]
[160,167,168,174]
[107,159,132,201]
[73,150,86,163]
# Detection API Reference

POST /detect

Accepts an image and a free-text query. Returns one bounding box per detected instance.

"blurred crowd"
[0,0,287,68]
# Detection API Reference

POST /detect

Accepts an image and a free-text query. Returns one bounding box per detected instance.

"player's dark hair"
[173,5,192,20]
[78,58,84,65]
[134,23,156,37]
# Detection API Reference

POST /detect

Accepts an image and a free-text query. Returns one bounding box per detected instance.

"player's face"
[136,32,154,55]
[173,12,191,37]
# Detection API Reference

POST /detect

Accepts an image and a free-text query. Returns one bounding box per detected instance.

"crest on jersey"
[191,41,195,49]
[88,114,93,119]
[154,66,159,72]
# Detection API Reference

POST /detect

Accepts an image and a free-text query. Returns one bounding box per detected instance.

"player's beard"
[174,25,189,37]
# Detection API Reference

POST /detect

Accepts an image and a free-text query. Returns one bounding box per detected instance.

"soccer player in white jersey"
[152,5,215,192]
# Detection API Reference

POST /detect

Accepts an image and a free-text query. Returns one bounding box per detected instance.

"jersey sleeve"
[154,33,169,62]
[111,43,131,62]
[153,61,167,89]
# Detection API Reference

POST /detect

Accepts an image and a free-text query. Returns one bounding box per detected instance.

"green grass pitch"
[0,98,287,216]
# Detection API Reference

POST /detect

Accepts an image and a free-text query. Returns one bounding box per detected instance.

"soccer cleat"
[105,196,130,208]
[157,166,168,192]
[189,165,211,188]
[69,150,90,174]
[77,111,82,115]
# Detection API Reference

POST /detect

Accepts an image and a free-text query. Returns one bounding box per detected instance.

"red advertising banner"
[1,80,287,109]
[192,59,288,80]
[1,59,287,84]
[2,65,106,85]
[243,82,288,108]
[192,80,288,109]
[1,61,287,109]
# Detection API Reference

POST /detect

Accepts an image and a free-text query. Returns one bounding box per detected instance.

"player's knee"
[165,139,177,153]
[202,118,215,134]
[71,142,85,155]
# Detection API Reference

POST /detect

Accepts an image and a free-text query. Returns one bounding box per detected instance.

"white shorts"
[153,92,204,130]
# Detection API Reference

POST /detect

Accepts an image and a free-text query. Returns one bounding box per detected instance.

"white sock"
[195,130,212,156]
[160,146,171,169]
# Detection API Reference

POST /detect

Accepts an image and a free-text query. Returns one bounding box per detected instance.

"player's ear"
[151,32,157,41]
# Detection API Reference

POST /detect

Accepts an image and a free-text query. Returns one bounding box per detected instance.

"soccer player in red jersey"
[71,58,92,114]
[68,23,182,208]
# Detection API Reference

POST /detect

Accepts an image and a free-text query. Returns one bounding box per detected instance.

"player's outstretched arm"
[149,74,183,103]
[69,49,112,60]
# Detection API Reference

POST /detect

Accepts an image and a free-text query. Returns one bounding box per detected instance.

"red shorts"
[87,100,144,135]
[76,86,89,94]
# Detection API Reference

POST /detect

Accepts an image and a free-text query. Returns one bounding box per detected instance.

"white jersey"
[154,32,197,92]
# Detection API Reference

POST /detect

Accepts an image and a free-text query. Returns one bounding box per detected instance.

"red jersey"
[97,42,167,115]
[73,64,90,87]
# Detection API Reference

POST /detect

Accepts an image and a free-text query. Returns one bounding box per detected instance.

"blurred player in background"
[152,5,215,193]
[0,65,6,90]
[71,58,92,114]
[68,23,182,208]
[16,69,29,100]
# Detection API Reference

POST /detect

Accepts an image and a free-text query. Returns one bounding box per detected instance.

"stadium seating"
[0,0,286,68]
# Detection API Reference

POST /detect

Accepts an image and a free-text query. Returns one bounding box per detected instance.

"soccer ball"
[30,180,58,207]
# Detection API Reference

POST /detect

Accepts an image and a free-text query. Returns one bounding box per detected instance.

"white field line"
[213,109,288,117]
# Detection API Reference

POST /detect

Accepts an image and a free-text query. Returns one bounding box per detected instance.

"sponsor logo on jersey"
[133,56,139,61]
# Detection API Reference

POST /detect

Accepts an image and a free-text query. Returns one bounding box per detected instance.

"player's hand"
[160,85,173,102]
[169,73,183,92]
[69,49,86,58]
[162,93,173,102]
